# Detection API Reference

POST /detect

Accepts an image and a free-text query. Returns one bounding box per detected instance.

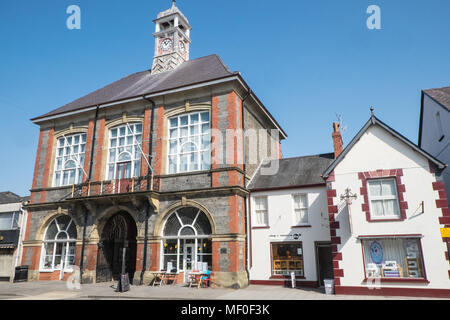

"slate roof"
[248,153,335,190]
[32,54,236,121]
[423,86,450,111]
[0,192,27,205]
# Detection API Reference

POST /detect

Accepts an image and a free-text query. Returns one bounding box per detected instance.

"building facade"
[419,87,450,205]
[247,155,334,287]
[324,115,450,297]
[0,192,28,282]
[22,3,285,287]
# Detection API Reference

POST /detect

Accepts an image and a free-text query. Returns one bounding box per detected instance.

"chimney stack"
[332,122,343,158]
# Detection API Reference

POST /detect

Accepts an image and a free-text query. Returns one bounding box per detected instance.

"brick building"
[22,3,286,287]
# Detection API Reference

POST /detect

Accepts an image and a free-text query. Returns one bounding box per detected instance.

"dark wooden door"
[316,244,333,287]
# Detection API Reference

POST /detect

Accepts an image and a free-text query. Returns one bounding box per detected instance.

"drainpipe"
[241,90,251,281]
[79,105,99,284]
[140,97,155,285]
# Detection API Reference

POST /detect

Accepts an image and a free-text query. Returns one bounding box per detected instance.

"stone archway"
[96,212,137,283]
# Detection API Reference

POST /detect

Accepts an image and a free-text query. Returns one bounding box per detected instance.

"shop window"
[271,242,304,276]
[367,178,401,219]
[292,194,308,225]
[40,216,77,271]
[161,207,212,272]
[167,111,211,174]
[254,196,268,226]
[362,238,425,279]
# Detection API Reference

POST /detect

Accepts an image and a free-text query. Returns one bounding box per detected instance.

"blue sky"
[1,0,449,197]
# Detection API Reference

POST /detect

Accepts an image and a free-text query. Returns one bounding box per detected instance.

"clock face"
[160,38,173,52]
[179,41,186,54]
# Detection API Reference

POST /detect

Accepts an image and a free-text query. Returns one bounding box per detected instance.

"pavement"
[0,281,447,300]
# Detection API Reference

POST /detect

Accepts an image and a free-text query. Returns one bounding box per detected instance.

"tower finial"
[370,106,375,116]
[172,0,176,7]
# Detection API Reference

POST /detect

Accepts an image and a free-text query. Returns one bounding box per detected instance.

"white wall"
[420,94,450,203]
[332,124,450,289]
[249,186,330,282]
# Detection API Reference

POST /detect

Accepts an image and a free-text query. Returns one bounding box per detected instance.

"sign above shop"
[441,228,450,238]
[269,233,301,240]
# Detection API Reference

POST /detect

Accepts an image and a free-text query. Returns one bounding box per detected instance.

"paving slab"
[0,281,447,300]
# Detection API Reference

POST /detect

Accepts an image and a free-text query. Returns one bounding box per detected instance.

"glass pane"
[170,129,178,139]
[0,213,13,230]
[135,124,142,133]
[108,164,114,180]
[180,155,188,172]
[190,114,199,124]
[201,124,210,134]
[169,156,177,174]
[57,232,69,240]
[74,135,80,144]
[119,137,125,146]
[127,136,133,145]
[111,129,117,138]
[134,160,141,177]
[169,140,177,154]
[110,139,117,148]
[180,127,188,137]
[164,214,182,236]
[180,115,188,126]
[371,200,384,216]
[369,180,382,197]
[190,125,199,136]
[57,216,71,231]
[201,135,210,150]
[382,179,396,196]
[58,138,65,147]
[81,134,86,143]
[201,151,210,170]
[119,127,126,136]
[109,150,116,163]
[66,136,72,145]
[384,200,400,216]
[201,112,209,122]
[118,153,131,162]
[180,226,195,236]
[135,134,142,144]
[170,118,178,128]
[181,142,196,153]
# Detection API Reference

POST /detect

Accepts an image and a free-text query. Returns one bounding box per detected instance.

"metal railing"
[69,175,160,199]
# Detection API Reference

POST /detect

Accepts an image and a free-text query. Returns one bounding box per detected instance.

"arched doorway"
[96,212,137,283]
[161,207,212,280]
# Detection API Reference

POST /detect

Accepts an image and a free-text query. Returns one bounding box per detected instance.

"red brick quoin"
[326,170,344,286]
[429,161,450,278]
[358,169,408,222]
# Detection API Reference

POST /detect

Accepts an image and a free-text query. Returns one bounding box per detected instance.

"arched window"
[107,123,143,180]
[41,216,77,271]
[54,133,87,187]
[161,207,212,273]
[167,111,211,174]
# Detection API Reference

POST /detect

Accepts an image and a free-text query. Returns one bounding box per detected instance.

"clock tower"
[151,1,192,75]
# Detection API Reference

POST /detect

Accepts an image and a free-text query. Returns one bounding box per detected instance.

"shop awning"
[357,234,423,240]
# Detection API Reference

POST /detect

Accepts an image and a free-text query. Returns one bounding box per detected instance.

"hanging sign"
[441,228,450,238]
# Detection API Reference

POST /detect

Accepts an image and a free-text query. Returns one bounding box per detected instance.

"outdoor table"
[164,272,178,286]
[188,271,204,288]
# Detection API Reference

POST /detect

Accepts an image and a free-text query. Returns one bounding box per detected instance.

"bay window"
[107,123,142,180]
[0,212,20,230]
[367,178,401,219]
[362,238,425,279]
[41,216,77,271]
[167,111,211,174]
[53,133,86,187]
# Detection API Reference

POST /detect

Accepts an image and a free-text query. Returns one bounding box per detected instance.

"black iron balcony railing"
[69,175,160,199]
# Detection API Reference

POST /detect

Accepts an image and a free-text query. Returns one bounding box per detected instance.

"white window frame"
[166,111,211,175]
[0,212,20,230]
[53,133,87,187]
[253,196,269,227]
[106,123,143,181]
[39,217,77,273]
[367,178,401,220]
[292,194,309,226]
